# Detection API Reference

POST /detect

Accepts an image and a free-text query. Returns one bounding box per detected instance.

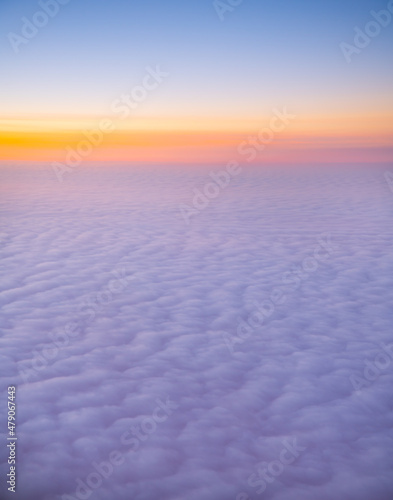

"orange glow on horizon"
[1,113,392,164]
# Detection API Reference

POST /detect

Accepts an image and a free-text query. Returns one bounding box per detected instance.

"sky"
[0,0,392,164]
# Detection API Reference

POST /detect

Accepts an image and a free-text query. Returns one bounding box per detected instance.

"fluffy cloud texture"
[0,162,392,500]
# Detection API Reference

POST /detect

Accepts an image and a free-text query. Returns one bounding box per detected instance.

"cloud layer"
[0,162,393,500]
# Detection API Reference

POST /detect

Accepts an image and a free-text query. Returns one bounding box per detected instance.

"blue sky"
[0,0,392,118]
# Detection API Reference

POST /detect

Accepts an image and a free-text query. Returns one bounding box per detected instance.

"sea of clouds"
[0,162,392,500]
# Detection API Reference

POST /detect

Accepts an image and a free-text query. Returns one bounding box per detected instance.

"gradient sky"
[0,0,392,163]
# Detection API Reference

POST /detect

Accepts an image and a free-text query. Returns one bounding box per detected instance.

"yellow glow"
[1,113,392,164]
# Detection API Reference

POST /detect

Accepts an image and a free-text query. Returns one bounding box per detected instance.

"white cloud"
[0,163,392,500]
